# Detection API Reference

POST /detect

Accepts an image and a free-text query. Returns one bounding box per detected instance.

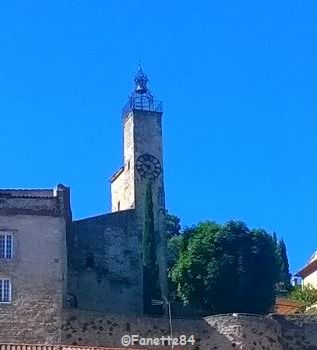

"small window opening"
[0,279,11,303]
[118,201,121,211]
[0,233,13,259]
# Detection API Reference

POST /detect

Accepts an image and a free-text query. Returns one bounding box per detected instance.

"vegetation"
[168,220,281,314]
[143,183,156,268]
[143,182,161,313]
[166,212,183,268]
[287,284,317,305]
[166,212,181,238]
[273,233,292,293]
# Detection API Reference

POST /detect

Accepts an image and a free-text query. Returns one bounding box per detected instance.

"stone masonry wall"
[67,210,143,315]
[0,186,70,344]
[0,214,67,344]
[268,314,317,350]
[111,113,135,212]
[2,307,317,349]
[61,310,290,350]
[62,309,234,349]
[205,314,282,350]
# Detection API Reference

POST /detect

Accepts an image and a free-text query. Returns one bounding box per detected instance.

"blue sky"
[0,1,316,273]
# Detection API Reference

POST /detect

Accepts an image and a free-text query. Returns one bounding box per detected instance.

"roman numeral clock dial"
[136,153,162,180]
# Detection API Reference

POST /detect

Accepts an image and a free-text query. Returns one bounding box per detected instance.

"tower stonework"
[111,109,165,214]
[110,68,168,300]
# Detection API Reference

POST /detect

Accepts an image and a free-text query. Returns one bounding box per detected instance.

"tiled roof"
[0,346,59,350]
[296,258,317,278]
[0,345,137,350]
[308,251,317,264]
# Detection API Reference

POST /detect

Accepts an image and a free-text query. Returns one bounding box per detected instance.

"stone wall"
[205,314,282,350]
[67,210,143,315]
[2,306,317,349]
[61,310,317,350]
[62,309,234,349]
[268,314,317,350]
[0,186,70,344]
[110,113,135,213]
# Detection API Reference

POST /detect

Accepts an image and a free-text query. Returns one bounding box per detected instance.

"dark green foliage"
[273,233,292,293]
[278,239,292,291]
[143,183,156,267]
[167,234,184,268]
[169,220,280,314]
[166,212,181,238]
[166,212,184,268]
[143,182,161,314]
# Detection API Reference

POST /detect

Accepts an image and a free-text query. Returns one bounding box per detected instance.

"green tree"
[288,284,317,305]
[170,221,279,314]
[271,233,291,293]
[143,183,156,267]
[277,239,292,291]
[166,212,181,238]
[166,212,182,268]
[143,182,161,313]
[167,234,184,268]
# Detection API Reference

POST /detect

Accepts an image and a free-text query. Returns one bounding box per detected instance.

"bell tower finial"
[122,65,162,117]
[134,65,150,95]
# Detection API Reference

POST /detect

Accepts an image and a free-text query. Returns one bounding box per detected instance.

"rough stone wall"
[63,310,308,350]
[0,193,59,216]
[67,210,143,315]
[62,311,317,350]
[269,314,317,350]
[0,187,70,344]
[62,309,234,349]
[205,314,282,350]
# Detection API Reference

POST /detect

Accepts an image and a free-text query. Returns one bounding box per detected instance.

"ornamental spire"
[134,65,151,95]
[122,65,162,117]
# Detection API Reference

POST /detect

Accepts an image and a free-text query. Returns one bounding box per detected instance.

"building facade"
[0,185,71,343]
[0,68,168,343]
[296,251,317,288]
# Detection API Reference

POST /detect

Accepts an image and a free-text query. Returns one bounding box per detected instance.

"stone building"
[0,67,168,343]
[0,186,71,343]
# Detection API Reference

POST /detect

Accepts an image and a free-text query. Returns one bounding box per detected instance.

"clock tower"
[110,66,168,304]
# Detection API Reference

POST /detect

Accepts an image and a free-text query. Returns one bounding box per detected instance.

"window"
[0,279,11,303]
[117,201,121,211]
[0,234,13,259]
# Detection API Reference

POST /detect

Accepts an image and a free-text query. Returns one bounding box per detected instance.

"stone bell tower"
[110,66,168,302]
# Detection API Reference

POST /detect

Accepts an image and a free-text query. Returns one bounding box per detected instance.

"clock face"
[136,153,162,180]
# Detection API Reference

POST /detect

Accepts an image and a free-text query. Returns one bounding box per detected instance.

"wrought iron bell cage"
[122,67,162,117]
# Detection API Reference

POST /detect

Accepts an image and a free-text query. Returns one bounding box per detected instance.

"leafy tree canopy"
[169,220,280,314]
[166,212,182,238]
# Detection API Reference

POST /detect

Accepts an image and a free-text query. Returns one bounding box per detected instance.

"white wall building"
[296,251,317,288]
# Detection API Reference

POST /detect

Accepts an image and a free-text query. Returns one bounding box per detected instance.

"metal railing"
[122,99,163,118]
